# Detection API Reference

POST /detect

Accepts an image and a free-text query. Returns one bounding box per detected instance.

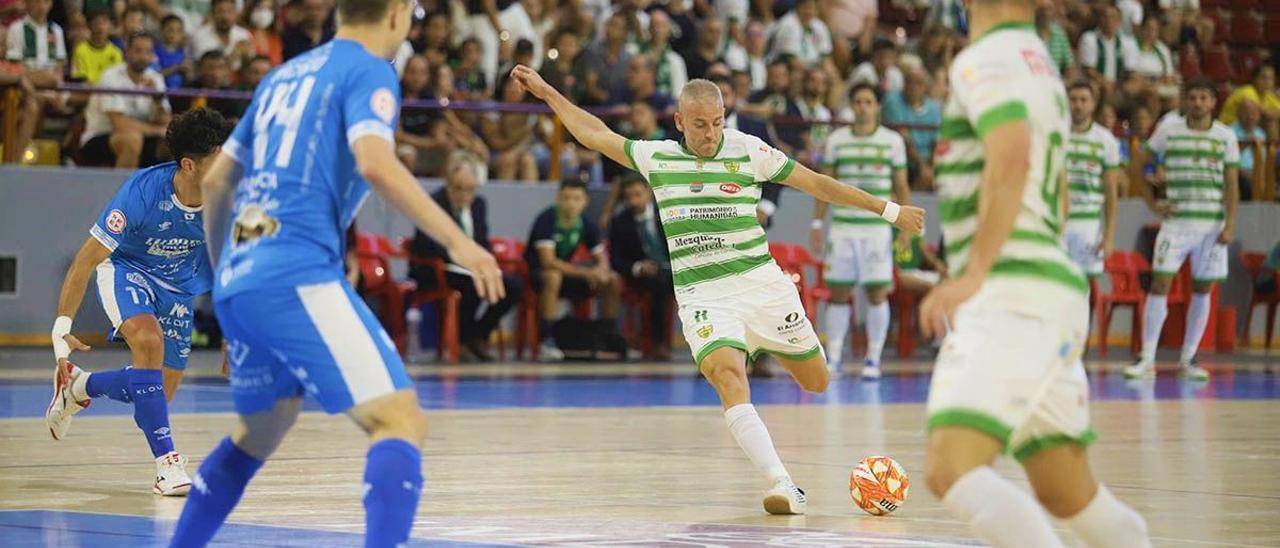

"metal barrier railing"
[2,82,1277,202]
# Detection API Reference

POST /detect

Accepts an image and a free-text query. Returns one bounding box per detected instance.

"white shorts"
[926,301,1095,462]
[1063,220,1104,277]
[1153,223,1228,283]
[678,278,824,366]
[825,230,894,289]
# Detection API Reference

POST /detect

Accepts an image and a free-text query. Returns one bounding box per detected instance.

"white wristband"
[52,316,73,361]
[880,201,901,223]
[810,219,823,229]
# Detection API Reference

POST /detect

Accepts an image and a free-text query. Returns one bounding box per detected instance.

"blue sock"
[129,368,174,457]
[85,366,132,403]
[169,437,263,548]
[363,439,423,548]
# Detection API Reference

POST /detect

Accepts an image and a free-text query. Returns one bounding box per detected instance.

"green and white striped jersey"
[1066,123,1123,221]
[625,128,796,302]
[822,125,907,235]
[1145,118,1239,228]
[936,22,1087,320]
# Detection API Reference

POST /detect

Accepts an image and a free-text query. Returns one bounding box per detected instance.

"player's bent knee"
[110,132,144,151]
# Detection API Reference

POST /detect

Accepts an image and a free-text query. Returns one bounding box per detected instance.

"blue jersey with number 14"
[215,39,400,300]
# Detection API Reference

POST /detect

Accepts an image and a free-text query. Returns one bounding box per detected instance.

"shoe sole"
[45,363,70,441]
[763,494,803,515]
[154,482,192,496]
[1123,371,1155,380]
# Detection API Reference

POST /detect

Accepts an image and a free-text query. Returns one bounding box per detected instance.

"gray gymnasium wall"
[2,165,1278,340]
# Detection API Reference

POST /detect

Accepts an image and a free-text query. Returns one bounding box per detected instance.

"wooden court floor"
[0,349,1278,546]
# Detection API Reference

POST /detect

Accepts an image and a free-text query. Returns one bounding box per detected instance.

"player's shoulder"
[825,125,854,144]
[723,127,767,149]
[875,125,906,146]
[1087,123,1120,144]
[1207,121,1237,139]
[119,162,178,203]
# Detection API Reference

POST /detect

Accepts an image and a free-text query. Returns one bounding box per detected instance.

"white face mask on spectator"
[251,8,274,29]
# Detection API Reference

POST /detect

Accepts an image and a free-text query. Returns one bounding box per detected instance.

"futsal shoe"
[1181,360,1210,382]
[46,361,90,440]
[762,477,807,515]
[860,359,882,380]
[1123,358,1156,380]
[154,451,193,496]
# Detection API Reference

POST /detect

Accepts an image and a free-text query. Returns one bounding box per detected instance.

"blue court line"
[0,510,514,547]
[0,372,1276,419]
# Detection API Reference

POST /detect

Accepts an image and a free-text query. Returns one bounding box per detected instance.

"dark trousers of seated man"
[625,269,675,358]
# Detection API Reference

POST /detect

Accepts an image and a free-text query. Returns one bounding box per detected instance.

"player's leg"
[1179,233,1228,380]
[683,301,805,514]
[170,397,301,548]
[1128,227,1187,378]
[822,236,856,372]
[597,269,622,320]
[536,268,565,359]
[926,306,1074,547]
[297,281,426,546]
[117,314,194,495]
[170,295,304,547]
[858,232,895,379]
[1022,445,1150,548]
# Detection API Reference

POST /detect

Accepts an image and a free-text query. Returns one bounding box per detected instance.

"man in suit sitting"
[409,160,524,362]
[608,176,675,360]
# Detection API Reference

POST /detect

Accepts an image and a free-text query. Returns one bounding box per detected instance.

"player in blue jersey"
[46,108,231,496]
[167,0,504,546]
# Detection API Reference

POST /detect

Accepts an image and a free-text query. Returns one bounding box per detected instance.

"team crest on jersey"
[371,88,397,124]
[696,325,714,339]
[159,200,174,211]
[106,209,127,234]
[724,160,740,173]
[690,182,704,193]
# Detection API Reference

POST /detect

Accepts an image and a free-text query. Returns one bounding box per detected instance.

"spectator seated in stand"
[608,176,674,361]
[77,32,171,168]
[409,160,525,363]
[525,178,621,361]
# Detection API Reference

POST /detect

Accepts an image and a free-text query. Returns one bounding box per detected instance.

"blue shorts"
[215,280,411,416]
[95,258,195,370]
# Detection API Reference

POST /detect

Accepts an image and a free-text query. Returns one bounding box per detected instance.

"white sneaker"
[762,477,807,515]
[1181,361,1210,382]
[46,361,90,440]
[1123,358,1155,379]
[537,341,564,362]
[154,451,192,496]
[860,360,881,380]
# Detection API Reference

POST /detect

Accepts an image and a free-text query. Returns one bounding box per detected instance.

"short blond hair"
[679,79,724,109]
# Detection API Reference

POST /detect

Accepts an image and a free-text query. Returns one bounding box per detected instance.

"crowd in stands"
[2,0,1278,198]
[2,0,1279,361]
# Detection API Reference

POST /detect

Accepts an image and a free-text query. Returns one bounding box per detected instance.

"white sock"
[865,302,890,366]
[1180,293,1211,365]
[724,403,789,482]
[71,372,90,401]
[1140,294,1168,363]
[1064,485,1151,548]
[942,466,1064,548]
[824,303,852,366]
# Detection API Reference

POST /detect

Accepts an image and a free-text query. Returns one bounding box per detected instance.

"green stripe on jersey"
[651,152,752,163]
[672,253,773,286]
[985,258,1088,294]
[649,171,755,188]
[946,228,1061,256]
[976,101,1029,138]
[940,118,976,140]
[663,215,759,237]
[668,233,768,261]
[657,195,759,208]
[936,160,985,176]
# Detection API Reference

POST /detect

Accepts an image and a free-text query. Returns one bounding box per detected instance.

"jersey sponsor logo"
[720,183,742,194]
[664,206,738,222]
[935,140,951,157]
[672,234,727,255]
[690,182,705,193]
[106,209,127,234]
[169,303,191,318]
[231,204,282,246]
[1020,49,1055,76]
[693,309,708,322]
[777,312,805,333]
[371,87,397,124]
[145,237,204,259]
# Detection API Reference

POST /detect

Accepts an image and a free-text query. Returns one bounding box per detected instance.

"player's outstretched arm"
[780,161,925,235]
[509,64,633,170]
[201,152,242,265]
[919,120,1031,337]
[352,136,506,302]
[52,237,112,366]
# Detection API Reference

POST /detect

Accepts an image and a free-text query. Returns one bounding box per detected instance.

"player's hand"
[808,227,824,255]
[448,239,506,303]
[220,341,229,378]
[510,64,554,101]
[1147,199,1173,219]
[1151,166,1167,187]
[1218,225,1234,244]
[1099,235,1115,259]
[893,205,925,234]
[54,335,91,372]
[919,274,982,340]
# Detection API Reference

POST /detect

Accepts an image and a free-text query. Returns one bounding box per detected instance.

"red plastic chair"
[1265,14,1280,46]
[489,237,535,359]
[768,242,826,322]
[1242,251,1279,349]
[1097,251,1149,357]
[1202,45,1235,83]
[397,237,461,364]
